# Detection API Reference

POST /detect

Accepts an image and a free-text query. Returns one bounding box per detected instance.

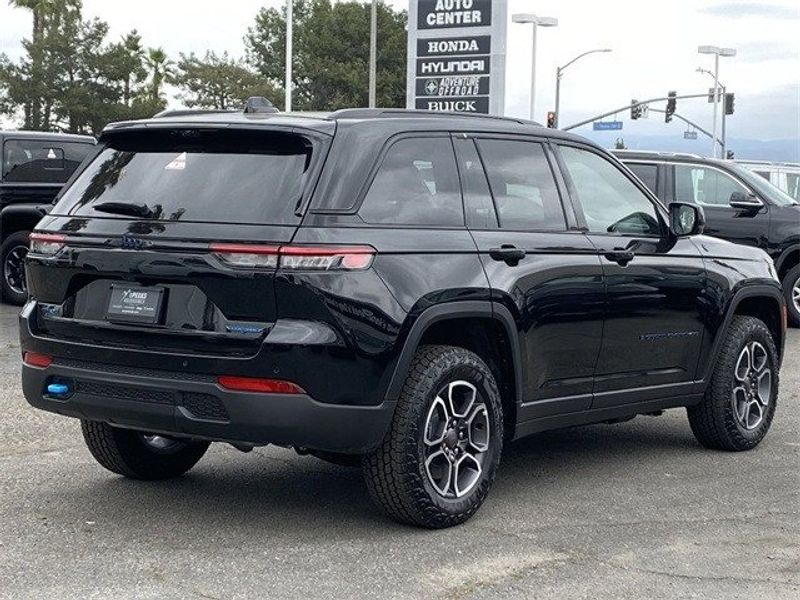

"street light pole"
[554,48,611,128]
[697,67,727,157]
[512,14,558,122]
[285,0,293,112]
[369,0,377,108]
[698,45,736,158]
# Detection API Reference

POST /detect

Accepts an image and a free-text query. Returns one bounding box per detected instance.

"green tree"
[0,0,166,134]
[144,47,175,103]
[175,51,279,110]
[245,0,407,110]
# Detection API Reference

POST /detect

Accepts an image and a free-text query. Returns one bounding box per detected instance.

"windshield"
[727,163,799,207]
[52,129,315,224]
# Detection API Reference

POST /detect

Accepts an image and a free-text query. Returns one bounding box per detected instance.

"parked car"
[736,160,800,202]
[615,150,800,326]
[1,131,95,304]
[20,105,786,528]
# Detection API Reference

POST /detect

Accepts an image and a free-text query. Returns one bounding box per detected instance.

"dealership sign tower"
[406,0,508,115]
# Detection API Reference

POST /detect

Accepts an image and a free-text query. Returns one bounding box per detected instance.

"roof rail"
[329,108,541,127]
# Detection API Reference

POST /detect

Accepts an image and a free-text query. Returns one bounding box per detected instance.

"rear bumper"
[22,360,395,453]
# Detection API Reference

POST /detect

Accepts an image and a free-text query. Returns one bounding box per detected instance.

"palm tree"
[145,47,175,102]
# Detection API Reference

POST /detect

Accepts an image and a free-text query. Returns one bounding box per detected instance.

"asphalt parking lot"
[0,302,797,600]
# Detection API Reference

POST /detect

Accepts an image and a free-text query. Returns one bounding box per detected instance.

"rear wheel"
[687,316,779,451]
[81,420,210,480]
[362,345,503,528]
[783,265,800,327]
[1,230,30,305]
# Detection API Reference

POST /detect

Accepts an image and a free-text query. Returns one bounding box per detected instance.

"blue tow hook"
[47,382,71,397]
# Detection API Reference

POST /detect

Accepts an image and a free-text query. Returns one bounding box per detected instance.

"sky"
[1,0,798,147]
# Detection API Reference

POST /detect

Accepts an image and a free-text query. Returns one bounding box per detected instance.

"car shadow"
[36,417,702,539]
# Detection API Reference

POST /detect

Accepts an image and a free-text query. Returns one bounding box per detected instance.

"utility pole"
[512,14,558,121]
[369,0,377,108]
[285,0,293,112]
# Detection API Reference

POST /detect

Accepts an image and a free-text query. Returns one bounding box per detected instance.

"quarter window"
[475,139,565,231]
[674,164,749,207]
[559,146,661,236]
[627,163,658,194]
[358,137,463,227]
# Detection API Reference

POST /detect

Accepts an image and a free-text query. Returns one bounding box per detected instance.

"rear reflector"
[29,233,66,256]
[210,243,375,271]
[23,352,53,368]
[217,376,306,394]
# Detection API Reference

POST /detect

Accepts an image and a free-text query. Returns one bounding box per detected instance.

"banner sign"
[407,1,507,115]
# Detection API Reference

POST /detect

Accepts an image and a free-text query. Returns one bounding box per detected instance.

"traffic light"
[726,150,735,160]
[665,91,677,123]
[630,99,642,120]
[724,93,735,115]
[546,111,556,128]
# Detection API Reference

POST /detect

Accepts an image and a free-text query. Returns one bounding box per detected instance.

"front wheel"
[1,230,30,305]
[687,316,779,451]
[783,265,800,327]
[362,345,504,528]
[81,420,210,480]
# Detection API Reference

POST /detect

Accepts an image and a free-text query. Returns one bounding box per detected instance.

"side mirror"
[729,191,763,210]
[669,202,705,237]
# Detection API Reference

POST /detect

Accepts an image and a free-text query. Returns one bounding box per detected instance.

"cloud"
[735,41,796,62]
[701,2,799,19]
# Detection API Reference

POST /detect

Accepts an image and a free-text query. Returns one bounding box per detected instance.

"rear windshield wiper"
[93,201,157,219]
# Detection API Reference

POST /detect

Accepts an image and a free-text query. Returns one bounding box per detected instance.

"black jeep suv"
[1,130,95,305]
[614,150,800,326]
[20,107,786,528]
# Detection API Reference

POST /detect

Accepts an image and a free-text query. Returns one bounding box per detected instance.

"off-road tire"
[783,265,800,327]
[1,230,30,305]
[687,316,779,451]
[81,420,210,480]
[362,345,503,528]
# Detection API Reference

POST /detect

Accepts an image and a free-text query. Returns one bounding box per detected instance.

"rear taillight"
[217,376,306,394]
[23,352,53,368]
[210,244,375,271]
[279,245,375,271]
[210,243,280,268]
[29,233,66,256]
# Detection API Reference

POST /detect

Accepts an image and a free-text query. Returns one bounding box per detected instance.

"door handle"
[604,249,636,266]
[489,245,526,266]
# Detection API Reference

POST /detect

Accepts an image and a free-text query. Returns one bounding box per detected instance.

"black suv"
[0,131,95,305]
[615,150,800,326]
[20,107,786,528]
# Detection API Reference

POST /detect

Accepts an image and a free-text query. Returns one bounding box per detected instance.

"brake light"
[217,376,306,394]
[210,243,375,271]
[23,352,53,368]
[29,233,66,256]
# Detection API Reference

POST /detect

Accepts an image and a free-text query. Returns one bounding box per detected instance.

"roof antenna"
[244,97,279,114]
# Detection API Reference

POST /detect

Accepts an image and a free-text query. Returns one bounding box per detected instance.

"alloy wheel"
[423,380,490,498]
[732,341,772,430]
[792,275,800,315]
[3,244,28,295]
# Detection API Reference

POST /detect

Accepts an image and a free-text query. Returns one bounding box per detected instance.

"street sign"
[593,121,623,131]
[684,130,698,140]
[407,1,507,115]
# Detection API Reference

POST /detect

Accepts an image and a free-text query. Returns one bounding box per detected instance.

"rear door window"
[626,162,658,194]
[475,139,566,231]
[2,139,93,183]
[358,137,463,227]
[53,129,314,225]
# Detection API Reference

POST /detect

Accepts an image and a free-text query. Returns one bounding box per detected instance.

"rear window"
[2,139,94,183]
[53,129,314,224]
[626,162,658,194]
